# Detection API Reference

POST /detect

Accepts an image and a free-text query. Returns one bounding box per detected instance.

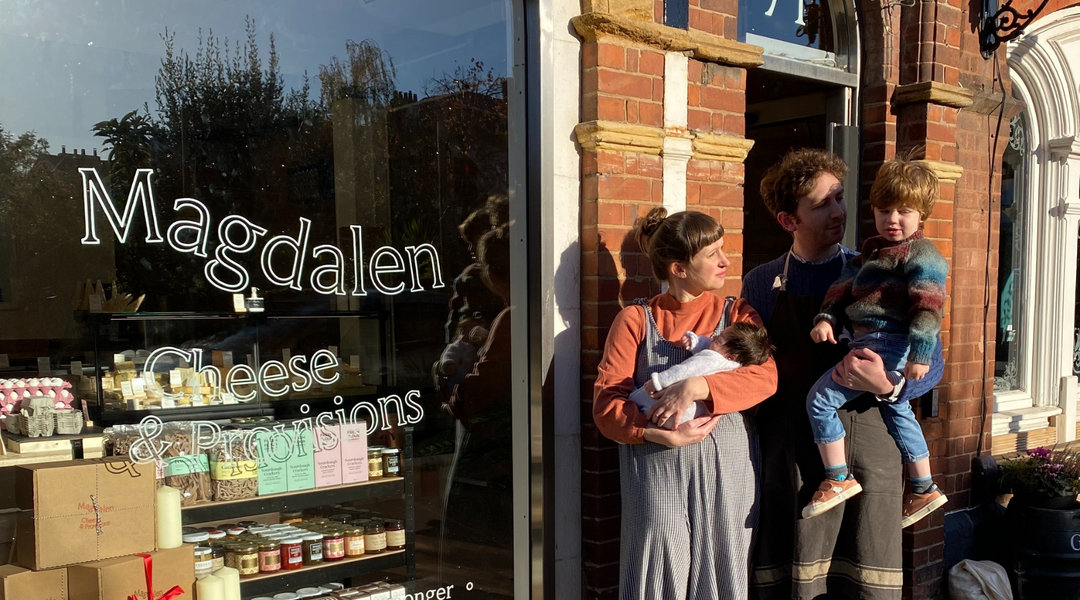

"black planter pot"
[1004,498,1080,599]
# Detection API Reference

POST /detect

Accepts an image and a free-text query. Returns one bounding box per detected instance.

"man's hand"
[645,376,708,427]
[811,320,836,344]
[832,347,894,395]
[904,361,929,381]
[643,415,720,447]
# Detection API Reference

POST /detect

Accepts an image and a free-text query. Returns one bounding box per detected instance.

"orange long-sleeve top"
[593,292,778,445]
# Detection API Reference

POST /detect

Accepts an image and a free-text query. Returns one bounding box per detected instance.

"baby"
[437,316,489,388]
[630,322,772,429]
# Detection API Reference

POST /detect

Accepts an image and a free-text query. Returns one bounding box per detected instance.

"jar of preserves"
[329,513,352,523]
[367,447,385,479]
[281,537,304,570]
[237,520,259,528]
[210,546,226,572]
[226,527,246,539]
[207,530,227,542]
[183,532,210,545]
[224,544,241,569]
[254,544,275,572]
[385,520,406,550]
[236,544,260,578]
[193,546,214,579]
[364,523,387,554]
[323,529,345,561]
[382,448,400,476]
[302,533,324,566]
[280,510,304,524]
[344,527,365,557]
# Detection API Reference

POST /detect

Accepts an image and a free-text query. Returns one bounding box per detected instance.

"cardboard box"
[313,423,342,488]
[0,564,67,600]
[16,457,155,570]
[285,428,315,492]
[67,545,194,600]
[255,431,288,496]
[340,422,369,484]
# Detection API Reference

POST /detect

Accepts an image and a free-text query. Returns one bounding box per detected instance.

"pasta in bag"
[208,429,259,501]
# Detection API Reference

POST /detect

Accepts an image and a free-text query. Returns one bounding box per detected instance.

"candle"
[212,566,241,600]
[195,574,224,600]
[156,485,182,549]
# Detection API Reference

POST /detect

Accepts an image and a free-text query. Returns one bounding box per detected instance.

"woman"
[593,208,778,600]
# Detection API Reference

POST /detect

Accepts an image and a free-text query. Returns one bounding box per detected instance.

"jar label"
[309,543,323,561]
[346,538,365,554]
[194,559,213,575]
[365,532,387,551]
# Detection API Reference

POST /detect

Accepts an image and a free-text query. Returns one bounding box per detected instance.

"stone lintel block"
[581,0,653,22]
[915,159,964,184]
[576,120,665,154]
[572,12,764,69]
[893,81,974,110]
[690,131,754,162]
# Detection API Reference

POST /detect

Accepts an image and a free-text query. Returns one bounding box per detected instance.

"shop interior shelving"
[180,428,416,598]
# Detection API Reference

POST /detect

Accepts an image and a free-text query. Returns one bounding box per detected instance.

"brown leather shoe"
[901,489,948,528]
[802,478,863,519]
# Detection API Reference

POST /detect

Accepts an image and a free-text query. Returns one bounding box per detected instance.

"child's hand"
[905,362,929,381]
[644,380,661,398]
[811,321,836,344]
[680,332,695,351]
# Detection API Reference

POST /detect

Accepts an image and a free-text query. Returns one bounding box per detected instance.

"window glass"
[995,113,1027,392]
[0,1,519,596]
[740,0,838,64]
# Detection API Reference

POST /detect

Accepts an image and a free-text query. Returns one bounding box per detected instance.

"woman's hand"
[832,347,894,395]
[811,321,836,344]
[645,376,708,427]
[643,415,720,448]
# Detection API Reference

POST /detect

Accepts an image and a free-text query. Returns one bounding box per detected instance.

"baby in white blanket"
[630,321,772,429]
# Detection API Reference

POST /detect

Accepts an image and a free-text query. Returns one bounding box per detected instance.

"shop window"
[0,1,523,597]
[995,113,1028,392]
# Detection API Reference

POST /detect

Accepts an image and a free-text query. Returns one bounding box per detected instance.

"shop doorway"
[742,70,858,272]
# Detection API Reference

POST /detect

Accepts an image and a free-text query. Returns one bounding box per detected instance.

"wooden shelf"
[240,549,406,597]
[182,477,405,525]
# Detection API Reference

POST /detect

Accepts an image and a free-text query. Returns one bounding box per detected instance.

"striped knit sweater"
[815,231,948,365]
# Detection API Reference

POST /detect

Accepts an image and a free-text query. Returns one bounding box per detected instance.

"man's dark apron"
[750,252,904,600]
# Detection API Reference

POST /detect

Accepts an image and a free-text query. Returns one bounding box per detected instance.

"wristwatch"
[876,372,905,403]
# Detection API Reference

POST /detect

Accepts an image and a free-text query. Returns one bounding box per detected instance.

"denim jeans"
[806,331,930,464]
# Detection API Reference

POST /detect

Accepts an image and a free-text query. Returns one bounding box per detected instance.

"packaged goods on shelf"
[161,422,212,506]
[339,423,369,485]
[67,544,196,600]
[285,429,315,492]
[0,564,67,600]
[255,431,289,497]
[208,432,259,501]
[15,457,155,570]
[314,424,342,488]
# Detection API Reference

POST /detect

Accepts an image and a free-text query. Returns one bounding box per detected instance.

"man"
[741,149,945,600]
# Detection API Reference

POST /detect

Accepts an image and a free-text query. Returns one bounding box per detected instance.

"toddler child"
[803,157,949,529]
[630,321,772,430]
[437,316,489,388]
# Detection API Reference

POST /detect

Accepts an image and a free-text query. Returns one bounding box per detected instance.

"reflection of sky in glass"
[0,0,511,156]
[740,0,827,47]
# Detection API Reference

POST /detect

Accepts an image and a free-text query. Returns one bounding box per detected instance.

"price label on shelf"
[169,369,183,387]
[113,354,126,365]
[161,395,176,409]
[132,378,146,395]
[88,294,103,313]
[120,381,135,398]
[350,355,361,369]
[232,293,247,313]
[37,357,50,376]
[221,392,237,405]
[70,360,82,375]
[329,345,338,356]
[282,348,291,362]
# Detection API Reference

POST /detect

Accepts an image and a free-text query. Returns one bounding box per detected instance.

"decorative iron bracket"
[980,0,1050,58]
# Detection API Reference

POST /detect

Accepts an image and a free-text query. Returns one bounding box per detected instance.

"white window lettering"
[350,225,367,296]
[405,243,446,292]
[370,246,406,295]
[224,364,258,402]
[257,360,291,397]
[310,244,347,295]
[310,350,341,386]
[204,215,267,293]
[260,217,311,291]
[79,168,164,244]
[166,198,211,257]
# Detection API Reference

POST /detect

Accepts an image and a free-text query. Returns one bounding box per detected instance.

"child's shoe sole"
[901,492,948,528]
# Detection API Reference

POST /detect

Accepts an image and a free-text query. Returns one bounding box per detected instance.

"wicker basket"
[55,409,84,435]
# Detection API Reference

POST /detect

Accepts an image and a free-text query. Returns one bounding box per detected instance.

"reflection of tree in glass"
[92,111,154,189]
[317,40,397,110]
[0,125,81,241]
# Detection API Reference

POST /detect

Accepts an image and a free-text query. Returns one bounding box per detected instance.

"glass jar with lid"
[236,543,260,578]
[301,533,324,566]
[344,527,365,557]
[210,545,226,572]
[385,519,405,550]
[183,532,210,545]
[323,528,345,561]
[367,447,385,479]
[381,448,400,476]
[364,523,386,554]
[257,542,281,573]
[193,546,213,579]
[281,537,304,570]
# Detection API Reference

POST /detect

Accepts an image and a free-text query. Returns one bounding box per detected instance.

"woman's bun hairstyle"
[633,208,723,282]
